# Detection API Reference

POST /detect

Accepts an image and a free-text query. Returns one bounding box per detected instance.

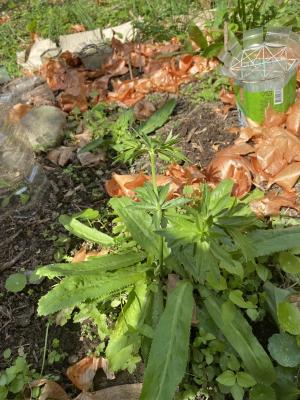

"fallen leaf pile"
[46,130,106,167]
[105,99,300,216]
[39,36,217,110]
[30,356,141,400]
[105,164,205,199]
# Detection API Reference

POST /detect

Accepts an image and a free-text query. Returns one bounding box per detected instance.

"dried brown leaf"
[70,24,86,33]
[267,161,300,191]
[47,146,75,167]
[206,155,252,197]
[58,93,88,113]
[0,15,10,25]
[250,192,300,217]
[105,173,148,197]
[74,383,142,400]
[264,106,287,128]
[67,357,114,392]
[286,100,300,135]
[77,150,106,166]
[133,99,156,120]
[219,89,235,106]
[72,247,87,263]
[60,51,82,67]
[30,379,69,400]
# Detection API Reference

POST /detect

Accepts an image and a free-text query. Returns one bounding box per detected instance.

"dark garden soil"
[0,96,238,392]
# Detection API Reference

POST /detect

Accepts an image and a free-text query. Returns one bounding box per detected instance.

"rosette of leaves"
[37,178,300,400]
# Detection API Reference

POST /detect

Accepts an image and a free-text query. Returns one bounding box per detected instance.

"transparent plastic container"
[0,121,47,213]
[219,28,300,125]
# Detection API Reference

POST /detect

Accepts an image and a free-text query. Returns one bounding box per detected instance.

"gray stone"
[80,44,113,70]
[20,83,55,107]
[2,76,44,96]
[20,106,67,152]
[0,66,10,85]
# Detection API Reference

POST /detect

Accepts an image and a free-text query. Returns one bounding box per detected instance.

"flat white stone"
[59,28,103,53]
[59,21,135,53]
[17,39,58,70]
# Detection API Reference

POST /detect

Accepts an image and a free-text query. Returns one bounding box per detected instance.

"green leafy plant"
[209,0,300,37]
[5,269,45,294]
[38,168,300,400]
[80,99,182,166]
[0,355,40,400]
[37,107,300,399]
[47,339,67,365]
[181,70,230,103]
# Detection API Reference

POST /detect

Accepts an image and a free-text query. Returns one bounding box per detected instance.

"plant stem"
[40,321,50,376]
[149,149,164,272]
[150,149,158,196]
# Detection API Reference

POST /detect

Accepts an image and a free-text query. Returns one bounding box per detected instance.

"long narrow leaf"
[188,24,208,50]
[106,280,148,371]
[203,290,276,385]
[248,226,300,257]
[138,99,176,135]
[110,197,166,258]
[38,268,147,316]
[141,281,193,400]
[59,215,114,246]
[37,251,145,278]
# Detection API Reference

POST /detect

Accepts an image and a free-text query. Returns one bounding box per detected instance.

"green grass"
[0,0,201,77]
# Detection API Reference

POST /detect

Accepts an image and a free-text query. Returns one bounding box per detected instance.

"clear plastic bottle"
[0,121,47,213]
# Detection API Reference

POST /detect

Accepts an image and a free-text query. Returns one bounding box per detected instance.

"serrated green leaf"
[278,252,300,275]
[110,197,166,258]
[59,215,114,246]
[162,197,190,210]
[277,301,300,335]
[249,384,276,400]
[10,375,25,394]
[216,370,236,386]
[106,280,148,371]
[37,251,145,278]
[38,268,147,316]
[138,99,176,135]
[268,333,300,367]
[236,372,256,388]
[229,290,257,309]
[203,291,276,385]
[141,281,193,400]
[208,179,234,215]
[248,226,300,257]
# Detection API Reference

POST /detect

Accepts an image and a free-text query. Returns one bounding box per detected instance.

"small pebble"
[68,354,79,365]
